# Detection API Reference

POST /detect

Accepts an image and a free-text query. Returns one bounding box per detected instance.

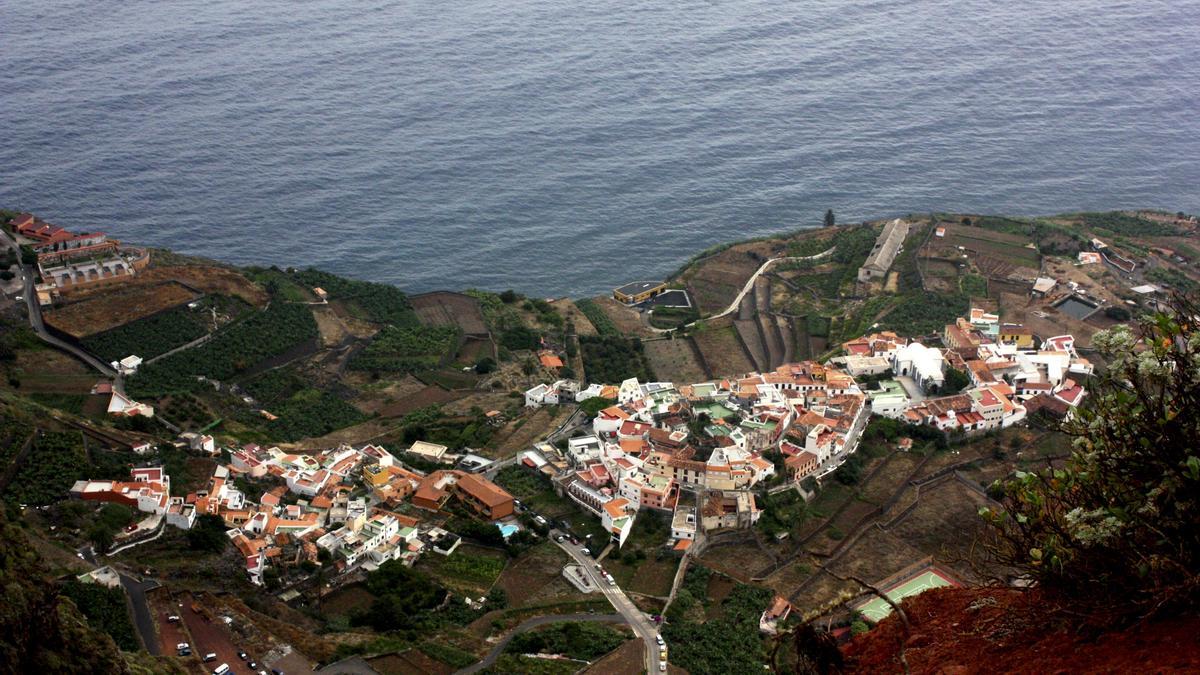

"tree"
[187,514,228,553]
[834,454,864,485]
[578,397,615,418]
[474,357,497,374]
[943,366,970,394]
[824,209,836,228]
[499,289,519,304]
[87,523,114,554]
[983,301,1200,621]
[1105,305,1132,321]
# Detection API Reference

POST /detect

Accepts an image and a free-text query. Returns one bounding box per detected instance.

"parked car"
[213,664,230,675]
[656,634,665,646]
[580,548,592,557]
[237,651,248,660]
[203,653,217,663]
[167,614,180,623]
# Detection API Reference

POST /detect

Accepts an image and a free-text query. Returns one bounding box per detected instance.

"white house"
[525,383,559,408]
[575,383,605,402]
[112,355,143,375]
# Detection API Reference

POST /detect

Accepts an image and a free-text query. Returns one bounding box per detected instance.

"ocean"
[2,0,1198,297]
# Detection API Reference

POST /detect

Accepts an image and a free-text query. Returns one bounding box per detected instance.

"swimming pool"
[496,523,520,539]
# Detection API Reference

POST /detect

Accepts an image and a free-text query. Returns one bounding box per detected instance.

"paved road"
[76,544,163,657]
[456,612,627,674]
[0,228,119,381]
[551,537,662,672]
[118,572,162,656]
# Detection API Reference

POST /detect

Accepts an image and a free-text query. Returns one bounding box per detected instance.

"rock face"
[0,511,128,675]
[842,587,1200,674]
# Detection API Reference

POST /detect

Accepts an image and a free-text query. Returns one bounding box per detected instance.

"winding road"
[644,247,835,333]
[0,228,119,381]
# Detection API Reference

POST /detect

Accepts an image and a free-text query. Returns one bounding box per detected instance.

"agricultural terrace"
[81,295,249,363]
[43,280,199,338]
[139,264,269,306]
[3,430,87,506]
[937,225,1040,268]
[409,291,488,335]
[578,335,655,384]
[350,325,460,373]
[290,268,420,327]
[126,302,318,397]
[236,367,369,442]
[573,298,618,336]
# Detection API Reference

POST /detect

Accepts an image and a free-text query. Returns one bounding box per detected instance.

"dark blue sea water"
[2,0,1198,297]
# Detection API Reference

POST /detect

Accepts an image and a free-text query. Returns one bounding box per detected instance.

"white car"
[659,660,667,672]
[656,634,665,646]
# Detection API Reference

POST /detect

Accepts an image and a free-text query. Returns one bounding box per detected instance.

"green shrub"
[983,310,1200,620]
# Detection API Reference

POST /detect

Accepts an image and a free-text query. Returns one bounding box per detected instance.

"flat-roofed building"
[613,280,666,305]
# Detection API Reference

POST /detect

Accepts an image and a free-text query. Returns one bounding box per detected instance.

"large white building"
[891,342,946,393]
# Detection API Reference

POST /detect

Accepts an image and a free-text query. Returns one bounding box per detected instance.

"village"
[1,207,1196,675]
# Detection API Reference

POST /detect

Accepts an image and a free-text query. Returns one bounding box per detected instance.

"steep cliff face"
[0,511,129,675]
[842,587,1200,674]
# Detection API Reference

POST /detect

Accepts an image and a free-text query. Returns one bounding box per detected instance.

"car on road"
[554,534,564,542]
[580,548,592,557]
[659,659,667,671]
[656,634,665,646]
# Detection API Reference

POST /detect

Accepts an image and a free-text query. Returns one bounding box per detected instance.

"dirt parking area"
[178,594,247,674]
[151,592,200,671]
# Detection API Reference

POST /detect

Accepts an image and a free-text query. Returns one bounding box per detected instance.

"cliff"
[0,508,129,675]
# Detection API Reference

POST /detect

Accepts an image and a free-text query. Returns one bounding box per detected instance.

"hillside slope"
[842,587,1200,674]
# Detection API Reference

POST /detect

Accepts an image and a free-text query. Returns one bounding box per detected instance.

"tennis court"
[854,568,957,622]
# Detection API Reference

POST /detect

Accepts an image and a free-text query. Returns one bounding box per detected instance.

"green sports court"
[854,567,959,623]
